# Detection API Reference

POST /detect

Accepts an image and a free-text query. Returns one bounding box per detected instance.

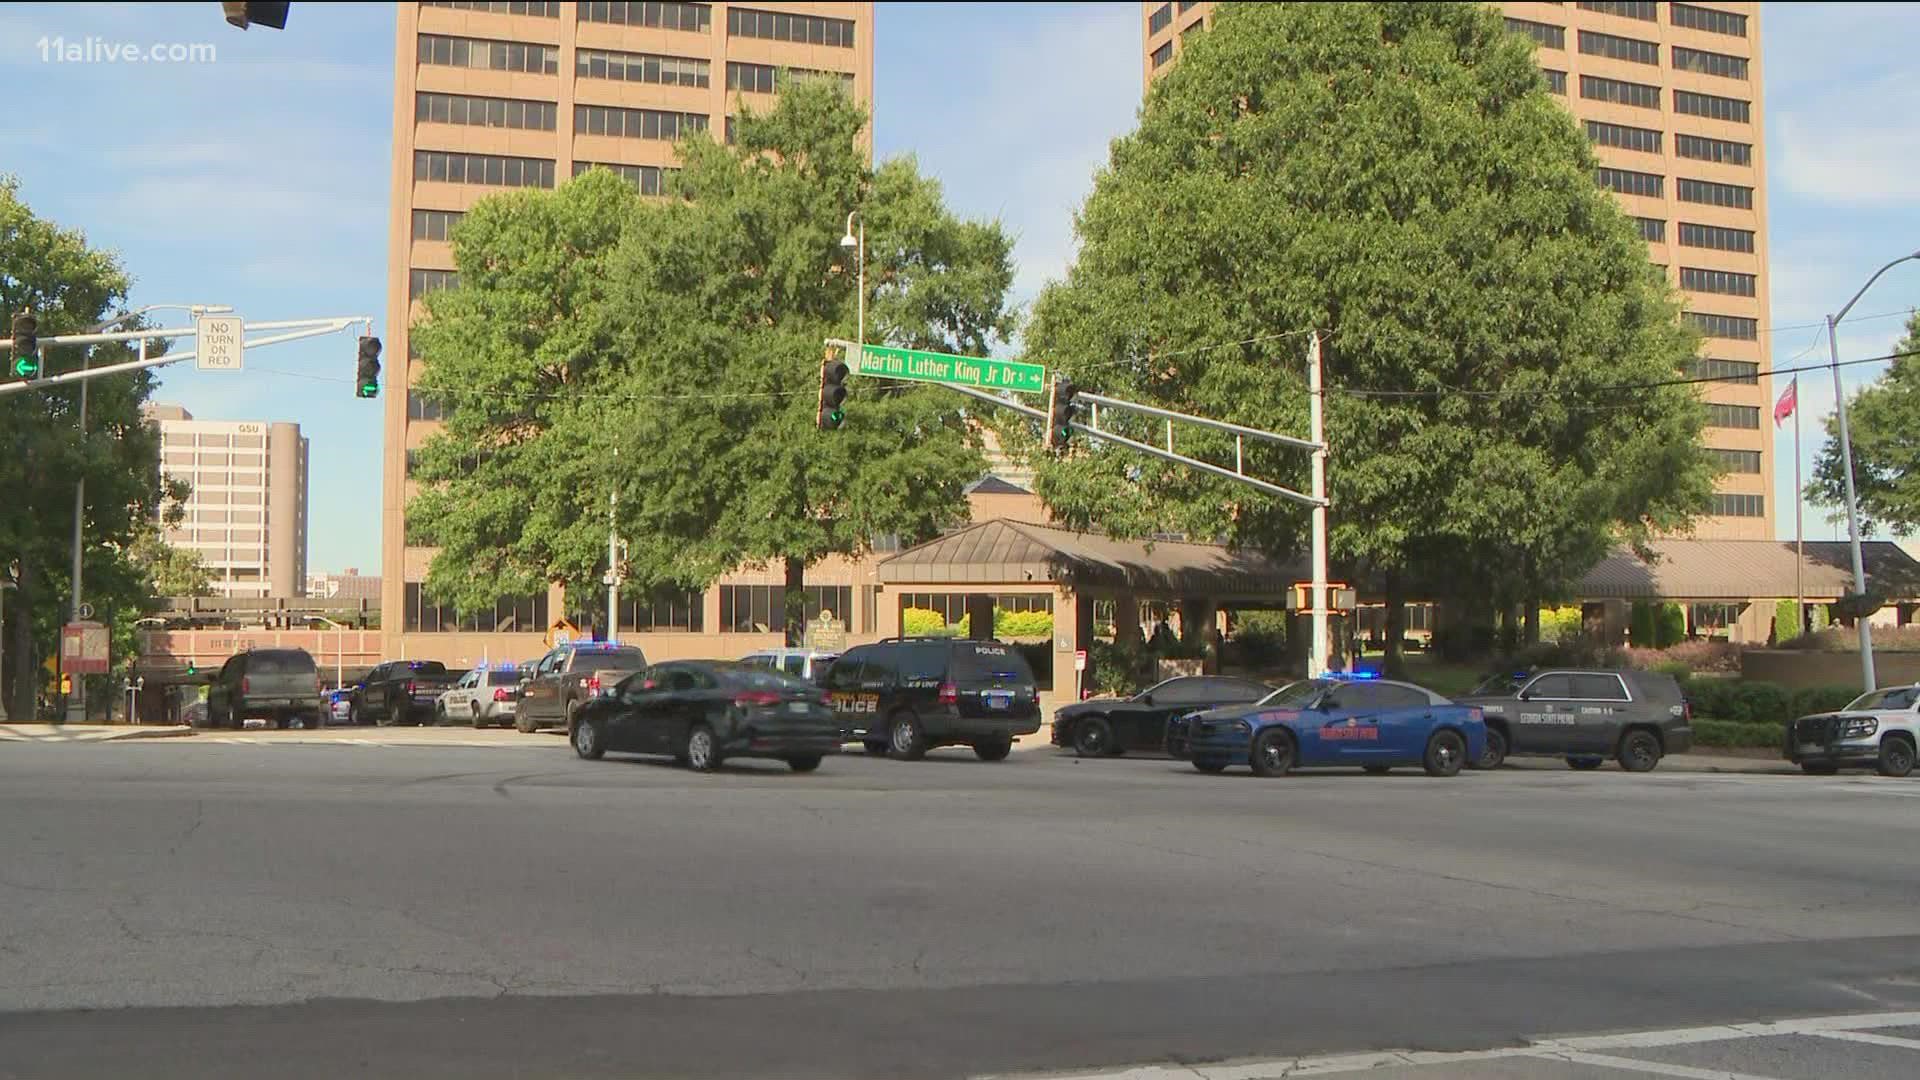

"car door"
[528,649,564,722]
[209,657,237,720]
[359,663,385,716]
[1309,683,1392,764]
[1567,673,1631,753]
[825,650,869,736]
[1512,673,1576,753]
[1366,684,1439,763]
[1129,678,1203,750]
[601,669,657,753]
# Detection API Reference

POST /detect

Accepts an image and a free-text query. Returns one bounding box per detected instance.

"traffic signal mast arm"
[0,316,373,396]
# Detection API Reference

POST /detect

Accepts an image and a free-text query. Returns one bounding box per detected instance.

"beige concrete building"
[1145,1,1773,540]
[145,403,309,598]
[384,1,874,666]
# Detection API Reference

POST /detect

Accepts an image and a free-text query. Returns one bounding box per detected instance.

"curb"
[0,725,196,743]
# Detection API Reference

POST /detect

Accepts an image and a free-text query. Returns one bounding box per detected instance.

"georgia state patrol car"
[1168,674,1485,778]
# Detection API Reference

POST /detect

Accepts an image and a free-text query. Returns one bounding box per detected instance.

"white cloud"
[1776,72,1920,208]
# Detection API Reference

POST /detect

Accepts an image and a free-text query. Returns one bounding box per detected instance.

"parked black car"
[1456,668,1692,772]
[824,638,1041,761]
[204,648,323,730]
[1052,675,1273,757]
[568,660,842,772]
[352,660,462,727]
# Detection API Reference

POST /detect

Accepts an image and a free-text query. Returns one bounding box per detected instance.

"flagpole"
[1794,377,1804,635]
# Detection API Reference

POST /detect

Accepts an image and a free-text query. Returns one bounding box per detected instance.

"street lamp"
[0,559,17,723]
[308,616,347,689]
[841,211,864,361]
[1824,250,1920,692]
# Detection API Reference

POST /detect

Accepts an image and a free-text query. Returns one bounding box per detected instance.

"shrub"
[902,608,963,638]
[1655,603,1687,648]
[1630,602,1657,647]
[1683,677,1734,719]
[1540,606,1584,645]
[1232,610,1289,668]
[1651,660,1693,686]
[994,609,1054,640]
[1693,718,1786,748]
[1086,639,1155,697]
[1773,599,1801,644]
[1728,680,1790,724]
[1781,624,1920,652]
[1658,639,1743,673]
[1789,685,1860,718]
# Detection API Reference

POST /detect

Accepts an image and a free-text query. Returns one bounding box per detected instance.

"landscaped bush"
[1773,599,1801,644]
[1693,718,1785,748]
[1789,685,1861,717]
[1626,639,1743,674]
[1780,625,1920,651]
[1655,603,1686,648]
[1540,606,1584,644]
[902,608,963,638]
[993,609,1054,640]
[1231,610,1289,668]
[1086,639,1154,697]
[1630,602,1657,648]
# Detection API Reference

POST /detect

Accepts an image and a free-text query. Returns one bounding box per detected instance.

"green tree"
[1809,312,1920,536]
[0,177,177,719]
[1017,2,1712,675]
[410,80,1015,640]
[128,522,212,598]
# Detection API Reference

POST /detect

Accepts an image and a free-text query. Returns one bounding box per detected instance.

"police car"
[1169,673,1486,778]
[822,637,1041,761]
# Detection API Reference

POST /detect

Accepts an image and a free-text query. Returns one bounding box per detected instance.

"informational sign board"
[804,614,847,653]
[852,344,1046,395]
[61,621,110,675]
[195,314,245,372]
[1074,649,1087,672]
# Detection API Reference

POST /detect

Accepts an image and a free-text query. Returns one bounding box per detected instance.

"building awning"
[1575,539,1920,601]
[876,519,1295,596]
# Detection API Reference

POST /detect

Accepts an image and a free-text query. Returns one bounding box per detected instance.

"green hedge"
[1693,718,1785,748]
[994,609,1054,640]
[902,608,963,638]
[1681,679,1858,726]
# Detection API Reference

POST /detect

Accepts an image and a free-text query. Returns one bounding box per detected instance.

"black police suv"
[1052,674,1273,757]
[568,660,842,773]
[824,638,1041,761]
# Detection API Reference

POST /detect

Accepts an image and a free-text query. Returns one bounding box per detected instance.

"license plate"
[788,702,809,714]
[985,692,1012,711]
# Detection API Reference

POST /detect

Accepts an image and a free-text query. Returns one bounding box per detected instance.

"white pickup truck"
[1784,683,1919,777]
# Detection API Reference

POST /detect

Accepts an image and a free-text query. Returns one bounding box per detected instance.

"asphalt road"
[2,736,1918,1079]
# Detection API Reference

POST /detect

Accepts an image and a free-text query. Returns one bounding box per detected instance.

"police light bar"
[1321,670,1381,681]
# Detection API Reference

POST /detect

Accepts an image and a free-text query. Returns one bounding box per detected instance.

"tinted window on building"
[1670,3,1747,38]
[1151,41,1172,68]
[1678,222,1755,253]
[576,48,709,88]
[1575,0,1655,18]
[1688,312,1758,341]
[416,92,557,131]
[1674,89,1751,124]
[416,34,559,75]
[1680,267,1757,297]
[1634,217,1667,243]
[1581,75,1661,109]
[1672,46,1748,80]
[422,1,560,14]
[1677,177,1753,209]
[577,1,711,32]
[1688,358,1759,384]
[1587,120,1662,154]
[1675,133,1752,167]
[1710,493,1765,518]
[572,161,673,197]
[1543,69,1567,95]
[1505,17,1565,49]
[726,6,854,48]
[1707,448,1762,474]
[1596,166,1663,198]
[1706,403,1761,428]
[1148,3,1172,34]
[1578,29,1658,65]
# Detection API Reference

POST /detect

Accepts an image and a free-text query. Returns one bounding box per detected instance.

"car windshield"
[1846,686,1920,711]
[578,649,646,670]
[1255,680,1326,708]
[1470,671,1528,696]
[248,652,314,674]
[950,643,1035,685]
[722,667,813,692]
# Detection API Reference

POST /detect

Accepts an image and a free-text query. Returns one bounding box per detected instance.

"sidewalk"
[0,723,195,743]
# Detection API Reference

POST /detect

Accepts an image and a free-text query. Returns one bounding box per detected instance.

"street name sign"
[853,344,1045,395]
[195,314,245,372]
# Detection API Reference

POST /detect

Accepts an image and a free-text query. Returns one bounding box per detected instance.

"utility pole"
[1308,333,1330,678]
[607,448,620,642]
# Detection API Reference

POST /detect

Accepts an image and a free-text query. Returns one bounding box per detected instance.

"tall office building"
[145,404,310,598]
[1144,2,1771,540]
[385,1,875,659]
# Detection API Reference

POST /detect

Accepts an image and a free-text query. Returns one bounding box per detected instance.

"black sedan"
[568,661,843,772]
[1052,675,1274,757]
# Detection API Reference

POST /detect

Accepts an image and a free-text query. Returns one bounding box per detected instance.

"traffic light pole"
[0,317,373,397]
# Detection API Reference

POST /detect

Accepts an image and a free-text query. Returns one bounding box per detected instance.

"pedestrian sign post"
[194,314,245,372]
[61,621,110,675]
[850,344,1046,395]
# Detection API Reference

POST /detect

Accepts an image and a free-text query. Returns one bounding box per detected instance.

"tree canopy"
[1018,1,1713,665]
[1810,312,1920,537]
[409,79,1016,638]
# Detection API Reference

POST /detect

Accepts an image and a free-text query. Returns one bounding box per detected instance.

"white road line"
[1528,1048,1786,1080]
[1807,1029,1920,1052]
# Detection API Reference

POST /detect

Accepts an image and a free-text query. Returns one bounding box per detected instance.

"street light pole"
[841,211,864,359]
[1823,251,1920,692]
[309,616,346,688]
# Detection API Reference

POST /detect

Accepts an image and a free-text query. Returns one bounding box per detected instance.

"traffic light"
[1045,375,1080,451]
[817,349,849,430]
[186,660,197,677]
[10,311,39,379]
[355,335,382,398]
[59,672,72,696]
[222,2,291,30]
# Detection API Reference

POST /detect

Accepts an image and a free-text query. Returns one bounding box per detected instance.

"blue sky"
[1,2,1916,572]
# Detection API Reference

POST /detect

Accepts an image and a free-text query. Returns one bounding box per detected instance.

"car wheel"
[787,754,823,773]
[275,714,291,731]
[973,736,1013,762]
[471,704,486,729]
[304,711,325,731]
[1072,717,1113,758]
[1363,765,1391,775]
[1617,729,1661,773]
[348,704,361,727]
[1423,730,1467,777]
[572,717,606,760]
[1878,736,1915,778]
[1567,756,1604,770]
[888,713,927,762]
[1800,762,1839,776]
[1250,729,1296,778]
[1475,728,1508,770]
[685,723,722,772]
[1192,758,1229,774]
[384,702,406,728]
[515,711,537,734]
[863,740,888,756]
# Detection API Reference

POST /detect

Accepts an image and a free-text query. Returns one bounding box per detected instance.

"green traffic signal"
[355,335,382,399]
[10,311,40,379]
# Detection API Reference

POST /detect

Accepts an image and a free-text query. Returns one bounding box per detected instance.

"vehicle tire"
[1363,765,1391,775]
[685,723,722,773]
[863,740,888,756]
[1877,736,1915,778]
[973,736,1013,762]
[348,703,361,727]
[1424,730,1467,777]
[515,711,537,734]
[1250,729,1296,778]
[787,754,823,773]
[1617,729,1662,773]
[1192,758,1229,774]
[572,716,606,761]
[1475,727,1508,771]
[383,701,405,728]
[304,711,325,731]
[888,712,927,762]
[275,714,291,731]
[1800,762,1839,776]
[471,704,486,729]
[1072,717,1113,758]
[1567,756,1604,771]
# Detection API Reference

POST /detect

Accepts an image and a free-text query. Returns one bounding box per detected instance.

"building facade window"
[1575,1,1656,19]
[726,61,854,94]
[405,583,549,633]
[1677,176,1754,209]
[409,269,460,299]
[1596,166,1663,198]
[1670,3,1747,38]
[1675,132,1753,166]
[1581,74,1661,109]
[1674,89,1751,123]
[1505,17,1565,49]
[720,585,852,633]
[1672,45,1748,80]
[1678,221,1756,253]
[1634,216,1666,243]
[572,161,672,196]
[1148,2,1172,34]
[1680,266,1757,297]
[1578,29,1658,65]
[1706,403,1761,429]
[617,590,704,633]
[1543,69,1567,94]
[898,592,968,629]
[411,209,465,242]
[577,1,710,32]
[574,104,707,141]
[1687,358,1759,384]
[1706,448,1762,474]
[407,390,454,421]
[416,33,559,75]
[1687,312,1759,340]
[726,6,855,48]
[576,47,709,88]
[1586,119,1662,154]
[1709,493,1765,518]
[1150,41,1172,69]
[1181,18,1205,42]
[422,1,561,14]
[416,91,557,131]
[414,150,556,188]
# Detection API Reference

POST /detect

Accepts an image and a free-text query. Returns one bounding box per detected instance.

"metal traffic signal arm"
[0,315,374,397]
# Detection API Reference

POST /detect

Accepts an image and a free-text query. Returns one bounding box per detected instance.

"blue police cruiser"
[1167,674,1486,778]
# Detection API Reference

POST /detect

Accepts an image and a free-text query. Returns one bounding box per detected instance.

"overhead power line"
[1330,347,1920,402]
